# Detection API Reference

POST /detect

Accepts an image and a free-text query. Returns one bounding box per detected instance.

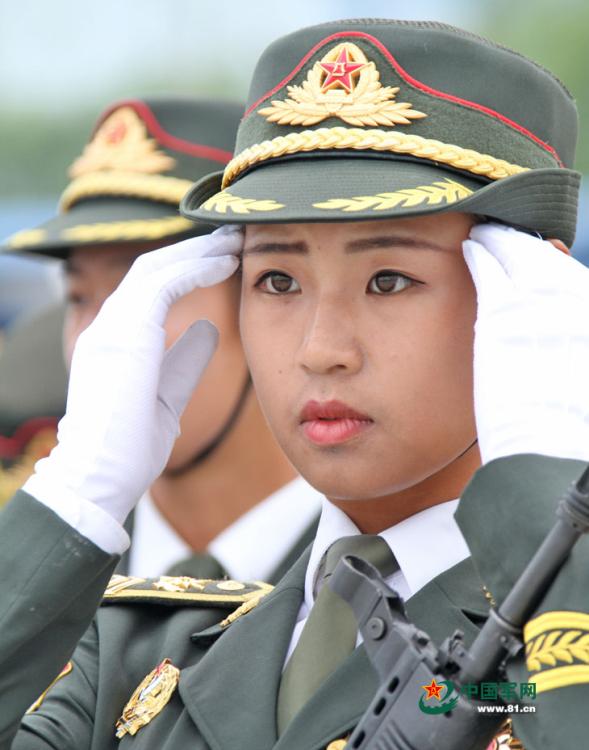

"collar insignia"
[69,106,176,178]
[116,658,180,738]
[259,42,427,128]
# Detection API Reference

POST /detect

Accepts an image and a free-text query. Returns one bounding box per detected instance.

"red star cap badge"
[320,46,366,93]
[421,678,444,701]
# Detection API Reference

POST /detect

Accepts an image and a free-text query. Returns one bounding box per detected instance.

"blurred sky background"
[1,0,588,325]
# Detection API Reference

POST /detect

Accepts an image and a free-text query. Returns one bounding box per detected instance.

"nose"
[297,295,363,376]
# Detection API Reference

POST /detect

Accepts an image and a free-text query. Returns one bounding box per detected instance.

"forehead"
[65,242,159,274]
[244,213,474,249]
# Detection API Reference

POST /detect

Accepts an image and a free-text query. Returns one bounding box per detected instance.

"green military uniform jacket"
[0,455,587,750]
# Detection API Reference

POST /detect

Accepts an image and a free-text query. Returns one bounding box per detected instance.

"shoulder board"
[102,574,273,608]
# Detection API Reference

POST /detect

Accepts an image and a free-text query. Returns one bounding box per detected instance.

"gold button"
[326,741,347,750]
[216,580,246,591]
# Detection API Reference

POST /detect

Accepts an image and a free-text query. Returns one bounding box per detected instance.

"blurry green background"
[1,0,588,324]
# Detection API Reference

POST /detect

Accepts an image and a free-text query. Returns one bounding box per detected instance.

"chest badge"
[115,658,180,739]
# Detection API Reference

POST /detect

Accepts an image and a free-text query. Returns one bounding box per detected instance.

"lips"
[299,400,374,446]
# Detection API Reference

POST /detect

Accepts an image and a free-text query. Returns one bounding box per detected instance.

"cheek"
[389,278,476,430]
[165,284,238,348]
[239,289,297,428]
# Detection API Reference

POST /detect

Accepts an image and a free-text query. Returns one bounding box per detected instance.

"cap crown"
[226,19,576,188]
[62,97,243,211]
[182,20,579,245]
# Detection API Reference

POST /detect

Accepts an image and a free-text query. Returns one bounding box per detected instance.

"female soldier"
[1,18,588,750]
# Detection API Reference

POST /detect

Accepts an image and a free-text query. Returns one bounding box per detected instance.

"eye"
[367,271,413,295]
[256,271,301,295]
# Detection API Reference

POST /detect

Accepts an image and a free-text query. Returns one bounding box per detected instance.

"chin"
[292,453,405,501]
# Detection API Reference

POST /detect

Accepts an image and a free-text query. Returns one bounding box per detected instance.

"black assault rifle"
[329,465,589,750]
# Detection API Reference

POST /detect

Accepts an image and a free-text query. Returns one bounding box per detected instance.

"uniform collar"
[305,497,471,611]
[209,476,322,581]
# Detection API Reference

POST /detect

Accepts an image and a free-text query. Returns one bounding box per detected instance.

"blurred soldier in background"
[0,305,66,507]
[0,97,320,580]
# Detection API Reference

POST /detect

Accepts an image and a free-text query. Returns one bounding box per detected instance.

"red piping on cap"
[245,30,563,167]
[96,100,234,165]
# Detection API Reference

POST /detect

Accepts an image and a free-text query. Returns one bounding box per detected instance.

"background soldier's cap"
[182,19,580,246]
[2,98,243,258]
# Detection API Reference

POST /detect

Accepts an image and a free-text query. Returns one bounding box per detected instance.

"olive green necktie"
[277,535,397,734]
[165,552,227,580]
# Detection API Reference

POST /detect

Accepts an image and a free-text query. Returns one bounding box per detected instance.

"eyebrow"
[243,241,307,255]
[243,234,450,256]
[345,235,450,253]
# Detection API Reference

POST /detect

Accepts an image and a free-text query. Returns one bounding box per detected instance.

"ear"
[547,238,571,256]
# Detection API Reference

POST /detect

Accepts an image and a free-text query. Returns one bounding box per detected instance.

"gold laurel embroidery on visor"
[524,610,589,694]
[69,106,176,178]
[313,178,473,212]
[7,228,48,248]
[258,42,427,128]
[221,128,530,190]
[61,216,194,243]
[202,190,285,214]
[59,171,194,212]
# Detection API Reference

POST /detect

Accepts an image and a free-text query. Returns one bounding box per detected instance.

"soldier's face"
[240,214,479,515]
[63,243,246,471]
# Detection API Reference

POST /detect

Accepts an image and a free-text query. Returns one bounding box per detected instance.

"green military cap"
[3,98,243,258]
[182,19,580,246]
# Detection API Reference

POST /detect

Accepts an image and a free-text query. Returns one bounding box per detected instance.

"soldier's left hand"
[23,226,242,550]
[463,222,589,464]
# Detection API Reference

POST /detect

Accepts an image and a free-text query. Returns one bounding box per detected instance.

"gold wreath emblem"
[69,106,176,178]
[258,42,427,128]
[488,719,524,750]
[313,178,473,213]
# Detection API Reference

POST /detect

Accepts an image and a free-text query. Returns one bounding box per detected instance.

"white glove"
[463,223,589,465]
[24,227,242,551]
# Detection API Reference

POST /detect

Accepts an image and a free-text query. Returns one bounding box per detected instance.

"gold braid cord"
[6,228,48,249]
[222,127,529,189]
[60,171,194,211]
[61,216,194,243]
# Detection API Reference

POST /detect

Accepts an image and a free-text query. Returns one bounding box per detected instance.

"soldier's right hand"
[23,227,242,551]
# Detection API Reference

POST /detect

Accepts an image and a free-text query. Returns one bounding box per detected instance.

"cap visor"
[182,157,579,246]
[2,198,209,259]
